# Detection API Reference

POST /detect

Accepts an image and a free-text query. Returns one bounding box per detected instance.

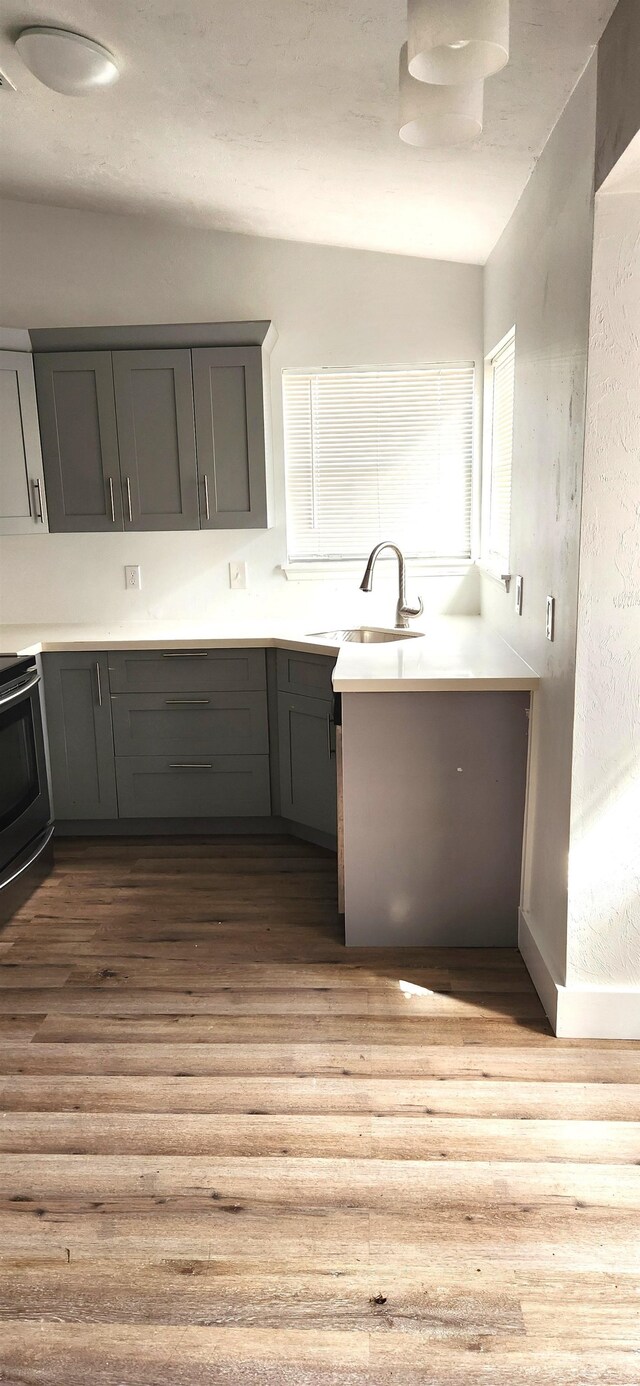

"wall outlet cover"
[546,595,555,641]
[515,575,523,615]
[125,565,141,590]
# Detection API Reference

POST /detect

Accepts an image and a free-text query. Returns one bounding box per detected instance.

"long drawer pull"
[161,651,210,658]
[169,762,213,770]
[32,478,44,522]
[164,699,211,705]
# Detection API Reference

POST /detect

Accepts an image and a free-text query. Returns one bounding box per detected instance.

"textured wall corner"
[567,187,640,988]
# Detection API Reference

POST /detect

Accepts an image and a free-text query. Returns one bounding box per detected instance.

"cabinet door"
[277,692,337,836]
[112,349,199,531]
[0,351,48,534]
[43,653,117,820]
[193,346,268,529]
[34,352,123,532]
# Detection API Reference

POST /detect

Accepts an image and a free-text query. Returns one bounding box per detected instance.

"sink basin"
[309,626,423,644]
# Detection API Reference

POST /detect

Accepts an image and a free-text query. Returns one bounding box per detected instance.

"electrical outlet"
[546,595,555,641]
[515,575,523,616]
[229,561,247,590]
[125,565,141,590]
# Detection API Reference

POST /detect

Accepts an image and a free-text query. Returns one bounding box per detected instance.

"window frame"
[281,360,480,576]
[481,327,516,581]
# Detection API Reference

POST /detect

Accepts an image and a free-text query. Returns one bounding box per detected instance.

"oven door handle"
[0,671,40,709]
[0,824,54,894]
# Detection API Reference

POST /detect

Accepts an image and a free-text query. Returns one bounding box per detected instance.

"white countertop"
[0,618,539,692]
[331,618,539,692]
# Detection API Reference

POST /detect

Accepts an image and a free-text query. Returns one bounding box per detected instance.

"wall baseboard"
[54,817,337,853]
[518,909,640,1039]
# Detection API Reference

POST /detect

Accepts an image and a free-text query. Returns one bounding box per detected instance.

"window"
[483,329,515,573]
[283,363,475,565]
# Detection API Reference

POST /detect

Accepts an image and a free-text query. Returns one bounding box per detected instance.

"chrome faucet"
[359,542,424,629]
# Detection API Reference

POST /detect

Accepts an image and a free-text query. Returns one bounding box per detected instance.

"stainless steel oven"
[0,656,53,923]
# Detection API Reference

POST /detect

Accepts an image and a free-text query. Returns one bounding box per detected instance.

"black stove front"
[0,656,53,923]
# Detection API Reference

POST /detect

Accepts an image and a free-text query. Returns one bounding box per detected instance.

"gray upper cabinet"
[31,326,274,533]
[43,652,118,820]
[193,346,269,529]
[112,349,199,531]
[35,352,123,533]
[0,351,48,535]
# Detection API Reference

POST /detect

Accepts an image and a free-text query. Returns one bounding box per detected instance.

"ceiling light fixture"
[399,43,483,147]
[15,27,119,95]
[407,0,509,85]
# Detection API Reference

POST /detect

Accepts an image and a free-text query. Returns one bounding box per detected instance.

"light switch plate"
[125,565,141,590]
[229,561,247,590]
[546,595,555,641]
[515,575,523,615]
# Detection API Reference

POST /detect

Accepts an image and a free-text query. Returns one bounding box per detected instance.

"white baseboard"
[518,909,640,1039]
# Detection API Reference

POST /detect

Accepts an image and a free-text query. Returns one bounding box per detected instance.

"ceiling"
[0,1,618,264]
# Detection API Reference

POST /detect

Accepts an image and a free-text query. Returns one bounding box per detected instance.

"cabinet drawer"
[276,649,335,700]
[111,692,268,756]
[115,755,271,818]
[108,648,266,693]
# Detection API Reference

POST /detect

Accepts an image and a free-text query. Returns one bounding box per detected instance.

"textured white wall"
[567,184,640,987]
[481,62,597,985]
[0,198,482,630]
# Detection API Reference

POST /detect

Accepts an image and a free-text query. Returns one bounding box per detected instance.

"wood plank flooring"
[0,836,638,1385]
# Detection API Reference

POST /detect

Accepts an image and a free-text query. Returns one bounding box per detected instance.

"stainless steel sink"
[309,626,424,644]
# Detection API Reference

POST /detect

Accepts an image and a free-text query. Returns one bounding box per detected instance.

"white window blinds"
[283,363,475,563]
[485,332,515,569]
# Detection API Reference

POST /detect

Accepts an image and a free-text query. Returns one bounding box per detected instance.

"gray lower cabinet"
[108,648,266,694]
[0,351,48,534]
[115,756,271,818]
[112,349,200,531]
[277,691,337,836]
[111,692,269,757]
[34,352,123,533]
[43,646,337,835]
[43,653,118,819]
[193,347,269,528]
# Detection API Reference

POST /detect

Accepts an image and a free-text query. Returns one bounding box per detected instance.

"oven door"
[0,670,51,873]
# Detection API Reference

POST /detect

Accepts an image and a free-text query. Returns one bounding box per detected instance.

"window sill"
[477,562,511,592]
[280,559,475,582]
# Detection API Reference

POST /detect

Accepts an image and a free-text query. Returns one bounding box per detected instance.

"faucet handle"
[404,594,423,619]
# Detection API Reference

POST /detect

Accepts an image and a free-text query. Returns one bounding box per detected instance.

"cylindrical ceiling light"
[15,27,119,95]
[399,43,483,147]
[407,0,509,85]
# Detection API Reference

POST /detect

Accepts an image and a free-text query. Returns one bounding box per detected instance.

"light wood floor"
[0,837,638,1385]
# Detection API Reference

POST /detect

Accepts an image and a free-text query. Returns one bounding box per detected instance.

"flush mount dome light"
[15,27,119,95]
[408,0,509,85]
[399,43,483,147]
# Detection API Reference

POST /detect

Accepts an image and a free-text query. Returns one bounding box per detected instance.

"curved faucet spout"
[359,542,423,629]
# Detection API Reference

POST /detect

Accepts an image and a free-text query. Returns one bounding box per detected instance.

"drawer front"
[111,692,269,757]
[276,649,335,700]
[108,648,266,693]
[115,755,271,818]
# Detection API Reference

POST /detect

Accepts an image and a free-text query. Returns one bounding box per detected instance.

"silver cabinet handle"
[164,699,210,705]
[95,661,102,707]
[327,712,335,758]
[161,651,209,658]
[203,474,210,522]
[125,476,133,523]
[169,762,212,770]
[32,478,44,522]
[107,477,115,525]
